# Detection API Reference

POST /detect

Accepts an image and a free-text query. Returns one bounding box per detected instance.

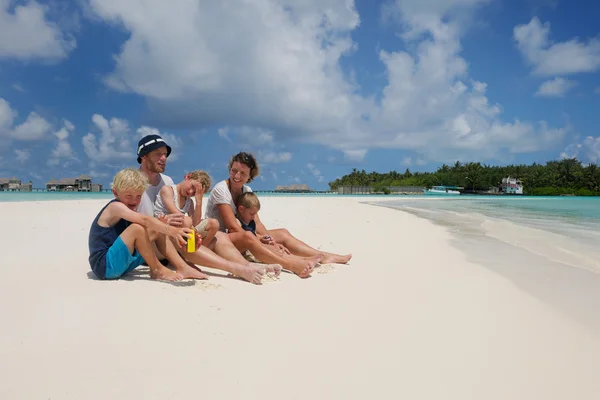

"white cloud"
[88,0,567,164]
[14,149,29,163]
[0,98,16,130]
[63,119,75,132]
[48,119,77,166]
[0,0,76,61]
[259,151,292,164]
[217,127,232,143]
[344,149,367,162]
[561,136,600,163]
[306,163,325,182]
[535,77,577,97]
[514,17,600,76]
[82,114,133,163]
[11,83,25,92]
[0,97,53,141]
[11,112,52,140]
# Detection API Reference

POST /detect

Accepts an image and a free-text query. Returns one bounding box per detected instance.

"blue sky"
[1,0,599,190]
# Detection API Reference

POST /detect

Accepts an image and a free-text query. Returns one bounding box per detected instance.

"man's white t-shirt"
[137,173,175,217]
[205,180,252,232]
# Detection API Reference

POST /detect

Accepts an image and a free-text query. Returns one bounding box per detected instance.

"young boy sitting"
[88,168,202,281]
[153,170,220,246]
[237,192,307,259]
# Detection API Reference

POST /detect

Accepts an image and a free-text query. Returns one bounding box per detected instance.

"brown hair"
[237,192,261,210]
[186,170,212,190]
[229,152,259,183]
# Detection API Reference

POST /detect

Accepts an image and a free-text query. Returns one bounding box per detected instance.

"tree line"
[328,158,600,196]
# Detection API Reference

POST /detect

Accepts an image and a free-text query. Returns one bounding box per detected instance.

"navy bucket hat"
[137,134,171,164]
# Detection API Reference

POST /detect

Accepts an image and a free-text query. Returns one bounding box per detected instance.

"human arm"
[216,204,245,233]
[103,201,190,247]
[190,182,205,227]
[253,213,289,253]
[156,186,185,227]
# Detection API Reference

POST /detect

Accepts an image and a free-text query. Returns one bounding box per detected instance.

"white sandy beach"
[1,196,599,399]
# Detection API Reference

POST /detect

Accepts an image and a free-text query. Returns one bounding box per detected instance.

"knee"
[127,223,147,238]
[129,223,145,234]
[183,216,193,228]
[244,231,257,243]
[208,218,219,232]
[279,228,291,238]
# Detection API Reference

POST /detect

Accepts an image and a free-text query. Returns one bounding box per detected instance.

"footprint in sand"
[194,281,222,290]
[261,273,280,283]
[315,264,336,274]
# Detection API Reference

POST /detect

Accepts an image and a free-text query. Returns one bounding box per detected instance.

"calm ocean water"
[372,196,600,275]
[0,191,375,202]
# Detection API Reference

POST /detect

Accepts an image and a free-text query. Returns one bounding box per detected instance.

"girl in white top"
[154,170,220,246]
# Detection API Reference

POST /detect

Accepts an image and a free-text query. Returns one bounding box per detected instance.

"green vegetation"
[328,158,600,196]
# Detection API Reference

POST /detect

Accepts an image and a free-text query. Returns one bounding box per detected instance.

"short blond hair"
[238,192,260,210]
[111,168,148,193]
[186,170,212,190]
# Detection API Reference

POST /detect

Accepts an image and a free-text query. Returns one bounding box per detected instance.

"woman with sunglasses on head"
[205,152,352,277]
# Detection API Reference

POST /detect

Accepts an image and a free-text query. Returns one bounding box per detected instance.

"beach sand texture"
[1,197,599,399]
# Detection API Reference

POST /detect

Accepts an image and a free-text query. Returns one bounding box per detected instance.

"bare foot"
[284,259,318,278]
[264,264,282,277]
[234,265,266,285]
[150,266,183,282]
[176,263,209,280]
[322,253,352,264]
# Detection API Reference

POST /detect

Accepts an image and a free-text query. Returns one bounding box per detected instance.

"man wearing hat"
[136,134,179,219]
[136,134,280,284]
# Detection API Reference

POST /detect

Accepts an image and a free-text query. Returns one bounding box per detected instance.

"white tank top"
[153,184,192,216]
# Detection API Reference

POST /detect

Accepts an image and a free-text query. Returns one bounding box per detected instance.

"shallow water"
[370,196,600,334]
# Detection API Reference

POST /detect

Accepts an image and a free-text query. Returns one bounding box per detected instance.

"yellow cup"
[187,230,195,252]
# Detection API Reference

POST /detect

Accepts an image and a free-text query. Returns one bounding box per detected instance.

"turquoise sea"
[372,195,600,332]
[0,191,361,202]
[371,196,600,272]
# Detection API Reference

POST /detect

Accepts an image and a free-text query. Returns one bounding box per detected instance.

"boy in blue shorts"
[88,168,202,281]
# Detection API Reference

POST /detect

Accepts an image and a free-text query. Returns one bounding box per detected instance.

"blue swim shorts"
[105,236,146,279]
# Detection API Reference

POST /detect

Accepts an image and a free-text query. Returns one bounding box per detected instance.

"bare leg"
[202,219,220,248]
[262,243,323,263]
[228,231,317,278]
[182,245,272,285]
[209,231,282,276]
[154,234,208,280]
[120,224,182,281]
[269,228,352,264]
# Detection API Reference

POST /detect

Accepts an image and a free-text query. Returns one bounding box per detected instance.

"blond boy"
[88,168,201,281]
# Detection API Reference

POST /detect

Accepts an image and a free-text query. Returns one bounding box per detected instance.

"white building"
[501,176,523,195]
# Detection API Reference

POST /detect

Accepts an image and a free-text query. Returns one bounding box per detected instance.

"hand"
[162,213,184,227]
[169,227,193,249]
[195,230,203,251]
[194,182,205,199]
[260,235,274,245]
[276,243,291,255]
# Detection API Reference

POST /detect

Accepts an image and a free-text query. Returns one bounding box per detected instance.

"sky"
[1,0,600,190]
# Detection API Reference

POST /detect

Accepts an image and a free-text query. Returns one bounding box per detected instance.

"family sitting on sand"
[88,134,352,284]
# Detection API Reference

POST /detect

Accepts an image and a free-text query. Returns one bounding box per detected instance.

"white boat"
[423,185,463,195]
